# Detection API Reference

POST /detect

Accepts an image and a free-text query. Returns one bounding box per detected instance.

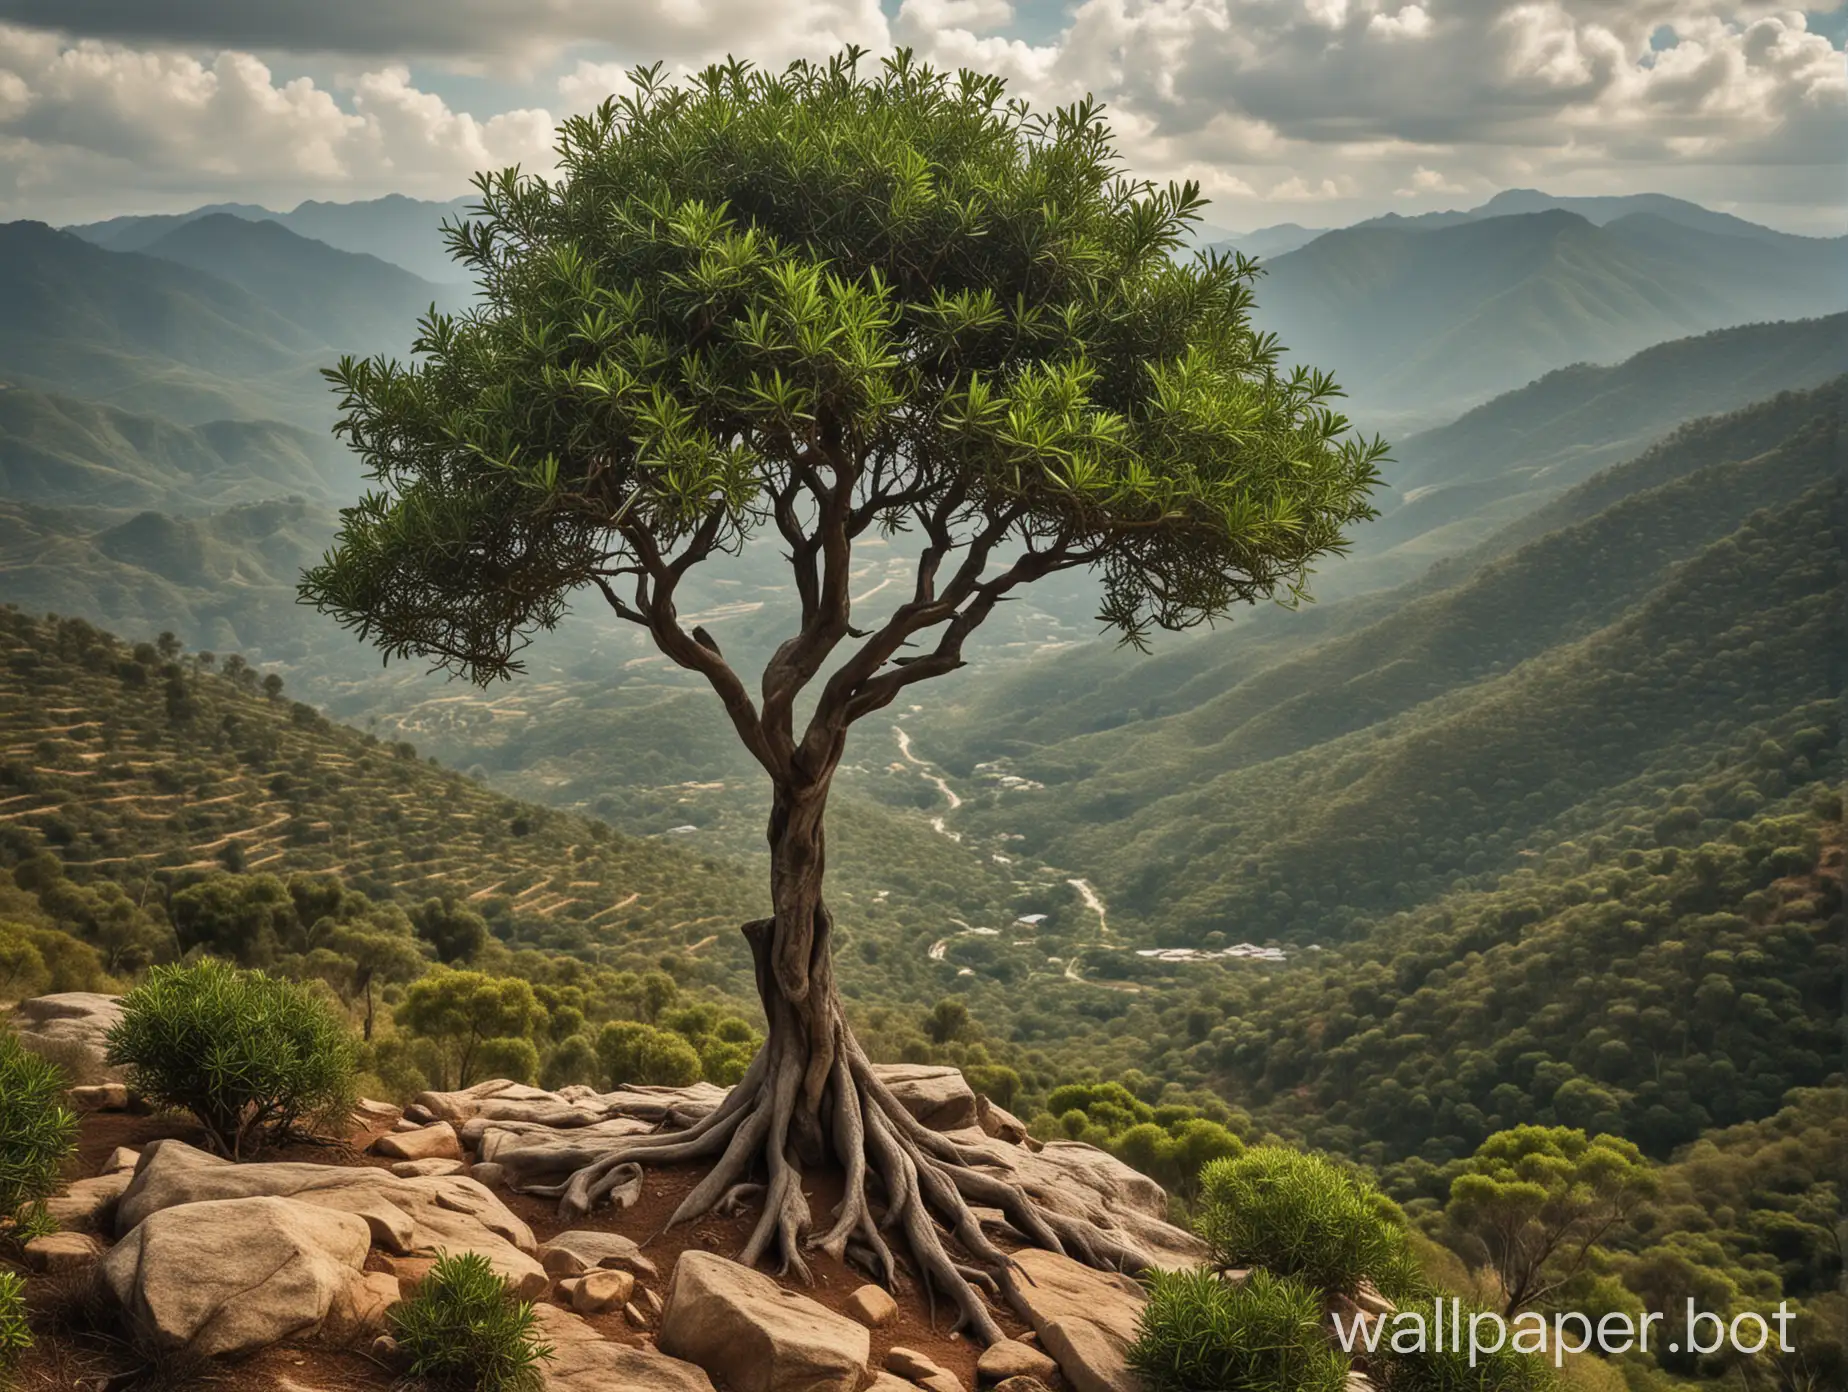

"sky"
[0,1,1841,234]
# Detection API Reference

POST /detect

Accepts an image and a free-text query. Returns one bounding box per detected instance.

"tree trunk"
[523,768,1151,1343]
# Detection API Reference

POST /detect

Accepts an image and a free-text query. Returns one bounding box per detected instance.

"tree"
[300,50,1382,1337]
[1445,1126,1657,1316]
[395,970,547,1089]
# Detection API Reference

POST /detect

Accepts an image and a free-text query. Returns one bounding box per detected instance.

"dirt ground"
[10,1108,1044,1391]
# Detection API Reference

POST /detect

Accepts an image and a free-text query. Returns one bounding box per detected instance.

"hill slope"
[139,214,456,357]
[0,386,355,510]
[1254,210,1848,418]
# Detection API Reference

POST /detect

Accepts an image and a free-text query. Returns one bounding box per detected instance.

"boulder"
[991,1381,1055,1392]
[326,1269,403,1339]
[23,1231,105,1273]
[561,1268,634,1315]
[9,992,123,1069]
[844,1283,898,1329]
[978,1339,1059,1384]
[976,1095,1033,1146]
[871,1064,978,1131]
[887,1349,966,1392]
[352,1097,403,1128]
[46,1171,132,1230]
[390,1158,468,1179]
[539,1229,659,1281]
[99,1146,141,1176]
[1003,1248,1147,1392]
[372,1122,463,1162]
[659,1250,870,1392]
[417,1079,727,1129]
[116,1139,547,1299]
[69,1082,131,1111]
[542,1337,720,1392]
[100,1195,372,1359]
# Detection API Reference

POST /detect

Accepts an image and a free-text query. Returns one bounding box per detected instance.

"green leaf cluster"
[389,1251,553,1392]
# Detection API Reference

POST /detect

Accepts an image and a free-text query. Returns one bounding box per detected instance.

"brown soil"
[10,1109,1049,1392]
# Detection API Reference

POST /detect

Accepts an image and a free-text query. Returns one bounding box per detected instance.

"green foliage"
[394,970,547,1090]
[1368,1301,1557,1392]
[105,958,359,1158]
[0,1268,29,1368]
[388,1251,553,1391]
[1129,1267,1349,1392]
[302,51,1383,681]
[474,1036,541,1086]
[1444,1127,1655,1316]
[1030,1081,1251,1199]
[596,1020,702,1088]
[1197,1147,1419,1297]
[0,1029,77,1241]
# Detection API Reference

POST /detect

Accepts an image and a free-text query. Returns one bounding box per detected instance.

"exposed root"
[529,1004,1150,1348]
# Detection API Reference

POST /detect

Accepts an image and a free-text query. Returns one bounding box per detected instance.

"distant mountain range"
[68,193,477,284]
[1209,187,1830,259]
[0,216,462,427]
[1248,208,1847,422]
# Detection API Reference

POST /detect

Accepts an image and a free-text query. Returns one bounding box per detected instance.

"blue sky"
[0,1,1841,232]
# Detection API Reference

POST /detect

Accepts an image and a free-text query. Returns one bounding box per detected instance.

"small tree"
[105,960,359,1158]
[1445,1126,1656,1316]
[395,970,547,1089]
[300,50,1382,1331]
[390,1251,553,1391]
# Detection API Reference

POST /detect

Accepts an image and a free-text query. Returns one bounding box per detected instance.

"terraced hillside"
[0,607,761,985]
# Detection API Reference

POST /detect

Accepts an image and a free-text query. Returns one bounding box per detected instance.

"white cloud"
[0,1,1840,231]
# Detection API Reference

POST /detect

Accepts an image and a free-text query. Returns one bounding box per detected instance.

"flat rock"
[352,1097,403,1127]
[955,1137,1207,1271]
[659,1250,869,1392]
[389,1157,467,1179]
[871,1064,978,1131]
[844,1283,898,1329]
[116,1139,547,1299]
[23,1231,105,1273]
[100,1194,372,1359]
[1004,1248,1146,1392]
[539,1229,658,1281]
[46,1170,132,1230]
[372,1122,462,1162]
[887,1347,947,1380]
[978,1339,1058,1384]
[69,1082,130,1112]
[543,1338,719,1392]
[990,1381,1055,1392]
[9,992,123,1069]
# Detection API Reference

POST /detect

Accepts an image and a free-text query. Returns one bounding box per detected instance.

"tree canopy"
[301,48,1383,781]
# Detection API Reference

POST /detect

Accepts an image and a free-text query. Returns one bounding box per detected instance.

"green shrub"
[597,1021,703,1087]
[1197,1146,1418,1297]
[475,1036,541,1086]
[1129,1267,1349,1392]
[390,1251,552,1391]
[0,1269,28,1368]
[105,959,359,1159]
[0,1029,78,1241]
[1371,1302,1557,1392]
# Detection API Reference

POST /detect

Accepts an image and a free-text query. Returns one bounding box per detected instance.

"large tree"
[301,49,1384,1339]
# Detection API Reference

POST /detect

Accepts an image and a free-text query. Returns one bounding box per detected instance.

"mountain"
[138,214,458,357]
[1328,312,1848,594]
[0,386,356,511]
[908,377,1842,944]
[1466,187,1805,244]
[0,221,338,426]
[68,194,477,284]
[1252,209,1848,419]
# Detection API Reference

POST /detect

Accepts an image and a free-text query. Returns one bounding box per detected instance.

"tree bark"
[523,767,1153,1343]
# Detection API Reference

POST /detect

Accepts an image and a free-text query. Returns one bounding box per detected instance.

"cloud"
[0,1,1840,231]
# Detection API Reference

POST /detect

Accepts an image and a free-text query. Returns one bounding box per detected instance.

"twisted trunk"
[524,771,1151,1342]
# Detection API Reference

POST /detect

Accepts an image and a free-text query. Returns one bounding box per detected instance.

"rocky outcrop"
[115,1139,548,1298]
[874,1064,978,1131]
[372,1121,462,1162]
[1004,1247,1148,1392]
[101,1195,379,1359]
[538,1229,659,1281]
[659,1250,870,1392]
[532,1304,718,1392]
[9,992,123,1069]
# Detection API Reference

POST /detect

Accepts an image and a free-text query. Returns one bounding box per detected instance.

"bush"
[1372,1301,1557,1392]
[390,1251,552,1390]
[0,1029,78,1241]
[597,1021,703,1088]
[1197,1146,1418,1297]
[1129,1267,1349,1392]
[0,1269,28,1368]
[106,959,358,1159]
